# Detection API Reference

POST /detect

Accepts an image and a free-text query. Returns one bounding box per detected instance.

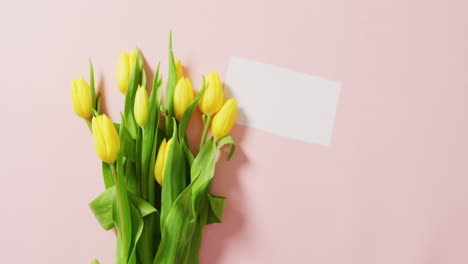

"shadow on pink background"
[1,0,468,263]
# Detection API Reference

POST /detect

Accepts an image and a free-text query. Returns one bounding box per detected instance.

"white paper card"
[225,57,341,146]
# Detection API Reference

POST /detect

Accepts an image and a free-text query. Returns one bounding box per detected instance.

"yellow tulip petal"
[129,50,138,70]
[211,99,238,139]
[174,77,194,120]
[71,81,84,117]
[199,72,224,115]
[116,51,130,94]
[70,77,92,119]
[92,115,120,164]
[92,117,107,162]
[134,85,149,128]
[161,138,173,185]
[175,60,184,81]
[154,138,167,185]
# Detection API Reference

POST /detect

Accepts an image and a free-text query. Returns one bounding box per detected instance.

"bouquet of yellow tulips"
[70,35,238,264]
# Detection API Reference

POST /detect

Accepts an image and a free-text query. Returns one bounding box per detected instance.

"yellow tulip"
[134,85,149,128]
[211,99,238,139]
[129,50,137,69]
[199,72,224,115]
[173,77,194,120]
[175,60,184,81]
[154,138,173,186]
[92,115,120,164]
[154,138,166,185]
[116,50,137,94]
[70,77,93,119]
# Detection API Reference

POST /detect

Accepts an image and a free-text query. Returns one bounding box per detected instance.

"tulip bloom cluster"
[70,35,237,264]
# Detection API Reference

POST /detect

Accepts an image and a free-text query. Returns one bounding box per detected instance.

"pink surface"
[1,0,468,263]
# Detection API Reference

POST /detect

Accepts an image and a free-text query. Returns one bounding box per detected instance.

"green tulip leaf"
[187,230,202,264]
[131,128,142,196]
[178,77,205,141]
[127,201,144,264]
[165,32,177,136]
[113,122,120,132]
[114,118,134,263]
[155,138,221,262]
[89,59,96,108]
[138,65,163,263]
[181,135,195,166]
[129,190,159,264]
[160,119,187,232]
[128,192,157,217]
[217,135,236,160]
[142,63,162,204]
[178,77,206,165]
[187,156,228,262]
[112,191,121,241]
[138,214,158,264]
[115,234,122,264]
[123,136,136,163]
[141,64,147,88]
[123,50,142,139]
[102,162,114,189]
[207,194,226,224]
[95,93,102,115]
[186,139,218,262]
[186,198,207,264]
[119,116,136,163]
[154,181,196,264]
[125,160,139,196]
[190,138,217,188]
[89,186,115,231]
[90,259,99,264]
[153,62,163,105]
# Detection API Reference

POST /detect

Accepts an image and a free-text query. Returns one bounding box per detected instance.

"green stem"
[138,130,157,264]
[199,115,212,150]
[146,125,159,207]
[138,217,154,264]
[110,162,131,263]
[136,128,143,197]
[140,127,151,202]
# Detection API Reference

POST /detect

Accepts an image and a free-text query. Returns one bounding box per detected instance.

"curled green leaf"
[89,186,115,231]
[217,135,236,160]
[89,59,96,108]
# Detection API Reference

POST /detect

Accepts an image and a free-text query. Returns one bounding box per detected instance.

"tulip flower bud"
[173,77,194,120]
[116,50,137,94]
[175,60,184,81]
[128,50,137,70]
[154,138,166,185]
[134,85,149,128]
[154,138,173,186]
[199,72,224,115]
[211,99,238,139]
[92,115,120,164]
[70,77,93,119]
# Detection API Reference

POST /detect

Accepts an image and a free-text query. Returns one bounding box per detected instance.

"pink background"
[1,0,468,263]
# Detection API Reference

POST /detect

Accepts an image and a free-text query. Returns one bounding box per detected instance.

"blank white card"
[225,57,341,146]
